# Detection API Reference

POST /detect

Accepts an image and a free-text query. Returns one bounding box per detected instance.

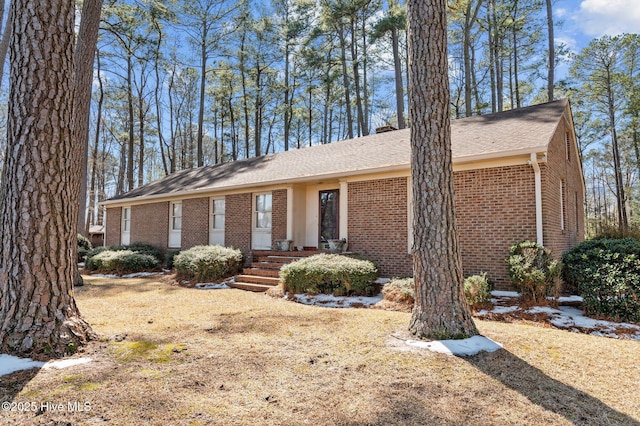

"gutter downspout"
[529,152,543,246]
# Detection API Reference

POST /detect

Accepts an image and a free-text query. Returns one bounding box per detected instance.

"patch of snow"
[526,306,562,315]
[474,296,640,341]
[43,357,92,370]
[0,355,45,376]
[90,274,119,279]
[292,293,383,308]
[406,335,503,356]
[0,355,92,377]
[556,295,584,303]
[78,262,85,267]
[121,272,163,278]
[491,290,520,298]
[195,282,231,290]
[488,305,520,314]
[374,277,391,284]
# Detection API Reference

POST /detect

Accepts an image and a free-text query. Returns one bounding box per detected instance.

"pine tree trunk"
[406,0,478,340]
[0,0,95,356]
[546,0,554,102]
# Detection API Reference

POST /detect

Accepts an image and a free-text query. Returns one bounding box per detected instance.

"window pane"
[123,220,130,232]
[173,216,182,230]
[173,202,182,217]
[213,199,225,214]
[256,194,264,212]
[264,194,272,211]
[123,208,130,220]
[256,212,271,229]
[213,214,225,229]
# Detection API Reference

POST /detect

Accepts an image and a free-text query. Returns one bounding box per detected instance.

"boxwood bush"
[280,254,378,296]
[463,273,492,309]
[507,241,561,303]
[88,250,160,274]
[562,238,640,323]
[381,277,414,304]
[77,234,92,262]
[173,245,243,282]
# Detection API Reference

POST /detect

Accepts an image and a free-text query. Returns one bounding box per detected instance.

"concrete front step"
[233,250,322,293]
[229,281,275,292]
[250,261,283,270]
[242,268,280,278]
[235,275,280,285]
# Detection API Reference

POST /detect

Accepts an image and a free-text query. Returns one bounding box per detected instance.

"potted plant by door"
[274,239,293,251]
[327,238,347,253]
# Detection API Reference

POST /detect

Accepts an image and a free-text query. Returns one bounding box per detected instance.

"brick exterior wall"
[105,206,122,246]
[225,193,252,257]
[541,117,585,259]
[454,165,537,288]
[348,178,413,277]
[130,202,170,249]
[182,197,210,248]
[271,189,288,245]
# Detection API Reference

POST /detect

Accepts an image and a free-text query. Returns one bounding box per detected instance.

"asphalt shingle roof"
[108,99,569,202]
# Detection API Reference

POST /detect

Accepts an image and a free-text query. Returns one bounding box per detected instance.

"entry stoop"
[230,250,321,292]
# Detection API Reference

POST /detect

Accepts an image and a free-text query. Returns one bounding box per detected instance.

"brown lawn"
[1,275,639,425]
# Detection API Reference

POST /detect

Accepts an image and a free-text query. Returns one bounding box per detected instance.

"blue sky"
[555,0,639,50]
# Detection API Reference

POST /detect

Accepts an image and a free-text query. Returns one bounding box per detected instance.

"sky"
[555,0,640,50]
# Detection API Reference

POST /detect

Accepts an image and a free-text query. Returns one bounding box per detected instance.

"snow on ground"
[89,271,165,279]
[292,293,384,308]
[195,282,231,290]
[476,290,640,341]
[0,355,92,378]
[405,335,503,356]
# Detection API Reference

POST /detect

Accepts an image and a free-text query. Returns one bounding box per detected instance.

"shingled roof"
[106,99,569,203]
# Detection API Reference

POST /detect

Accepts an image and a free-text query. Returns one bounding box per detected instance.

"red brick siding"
[348,178,412,277]
[454,166,537,288]
[272,189,288,245]
[105,207,122,246]
[182,197,210,248]
[541,118,585,261]
[130,202,170,249]
[225,193,252,256]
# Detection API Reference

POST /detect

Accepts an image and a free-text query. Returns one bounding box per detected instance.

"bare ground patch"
[1,275,639,425]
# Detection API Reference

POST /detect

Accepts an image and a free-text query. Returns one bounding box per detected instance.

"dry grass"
[2,275,640,425]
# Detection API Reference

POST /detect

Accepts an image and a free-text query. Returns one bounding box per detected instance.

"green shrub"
[85,246,112,268]
[507,241,561,303]
[88,250,160,275]
[280,253,378,296]
[77,234,92,262]
[164,250,181,269]
[562,238,640,323]
[123,242,163,264]
[173,245,243,282]
[381,277,414,304]
[78,234,92,251]
[463,273,492,309]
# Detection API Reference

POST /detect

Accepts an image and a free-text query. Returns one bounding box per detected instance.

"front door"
[252,192,272,249]
[319,190,339,246]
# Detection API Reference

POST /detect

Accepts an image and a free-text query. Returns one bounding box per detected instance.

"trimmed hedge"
[173,245,243,282]
[507,241,560,303]
[280,254,378,296]
[88,250,160,275]
[381,277,414,304]
[77,234,92,262]
[562,238,640,323]
[463,273,491,309]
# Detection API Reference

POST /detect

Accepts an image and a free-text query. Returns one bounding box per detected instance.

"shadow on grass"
[467,348,639,425]
[0,367,40,405]
[75,276,181,298]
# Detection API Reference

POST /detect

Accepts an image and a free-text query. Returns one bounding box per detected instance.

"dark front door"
[319,190,339,245]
